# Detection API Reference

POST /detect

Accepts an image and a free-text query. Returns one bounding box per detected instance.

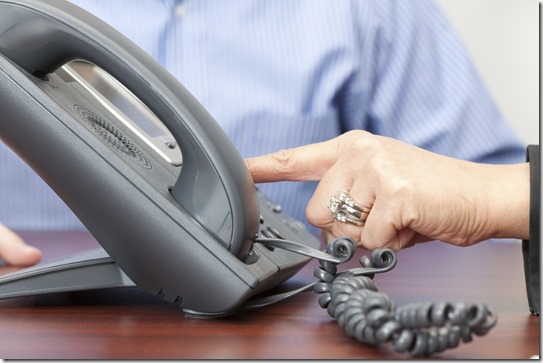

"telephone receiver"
[0,0,321,316]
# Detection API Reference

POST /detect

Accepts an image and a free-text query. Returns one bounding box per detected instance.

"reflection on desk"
[0,231,538,359]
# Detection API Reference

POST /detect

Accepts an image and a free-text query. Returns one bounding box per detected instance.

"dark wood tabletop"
[0,231,538,359]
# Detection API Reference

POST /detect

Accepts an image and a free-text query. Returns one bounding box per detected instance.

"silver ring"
[328,190,371,226]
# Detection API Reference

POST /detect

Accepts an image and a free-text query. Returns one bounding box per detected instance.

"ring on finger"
[328,189,371,225]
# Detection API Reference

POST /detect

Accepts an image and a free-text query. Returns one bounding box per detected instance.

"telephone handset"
[0,0,321,315]
[0,0,257,258]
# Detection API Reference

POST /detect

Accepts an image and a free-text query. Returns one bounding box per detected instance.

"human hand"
[245,130,529,251]
[0,224,41,266]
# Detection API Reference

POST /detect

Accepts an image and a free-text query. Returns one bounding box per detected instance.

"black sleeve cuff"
[522,144,540,316]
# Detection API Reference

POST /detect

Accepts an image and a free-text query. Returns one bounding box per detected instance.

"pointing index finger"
[244,140,339,183]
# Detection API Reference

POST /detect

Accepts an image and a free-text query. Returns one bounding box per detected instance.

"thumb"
[244,140,340,183]
[0,224,41,266]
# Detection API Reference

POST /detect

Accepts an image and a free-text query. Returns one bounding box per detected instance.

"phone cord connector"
[315,237,498,356]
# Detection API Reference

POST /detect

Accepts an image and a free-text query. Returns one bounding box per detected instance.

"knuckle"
[389,178,417,200]
[336,130,379,157]
[270,149,297,173]
[305,199,329,228]
[352,133,385,153]
[341,129,371,143]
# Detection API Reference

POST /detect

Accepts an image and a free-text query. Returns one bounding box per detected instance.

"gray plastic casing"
[0,0,320,315]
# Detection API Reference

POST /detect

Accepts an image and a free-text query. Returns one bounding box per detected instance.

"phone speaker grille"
[74,104,152,169]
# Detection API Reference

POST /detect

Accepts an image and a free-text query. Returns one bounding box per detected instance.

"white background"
[437,0,539,145]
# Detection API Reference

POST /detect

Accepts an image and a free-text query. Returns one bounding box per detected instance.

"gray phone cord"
[252,236,497,356]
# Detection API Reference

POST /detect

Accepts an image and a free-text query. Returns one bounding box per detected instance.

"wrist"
[486,163,530,240]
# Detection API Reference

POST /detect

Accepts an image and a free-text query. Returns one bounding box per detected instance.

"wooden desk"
[0,231,538,359]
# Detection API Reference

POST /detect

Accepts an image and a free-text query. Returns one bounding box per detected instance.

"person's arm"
[0,224,41,266]
[245,130,530,250]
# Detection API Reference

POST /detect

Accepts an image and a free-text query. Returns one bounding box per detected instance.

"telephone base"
[0,248,135,300]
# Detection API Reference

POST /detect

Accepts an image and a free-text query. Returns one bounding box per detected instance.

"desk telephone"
[0,0,497,356]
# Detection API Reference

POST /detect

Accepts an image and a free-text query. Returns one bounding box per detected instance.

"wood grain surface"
[0,231,538,359]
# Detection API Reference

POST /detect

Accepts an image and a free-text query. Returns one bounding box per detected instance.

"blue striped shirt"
[0,0,525,231]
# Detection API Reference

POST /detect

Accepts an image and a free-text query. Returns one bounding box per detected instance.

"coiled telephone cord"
[314,237,497,356]
[255,236,497,357]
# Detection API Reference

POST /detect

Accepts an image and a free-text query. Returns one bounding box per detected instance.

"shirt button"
[174,3,187,18]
